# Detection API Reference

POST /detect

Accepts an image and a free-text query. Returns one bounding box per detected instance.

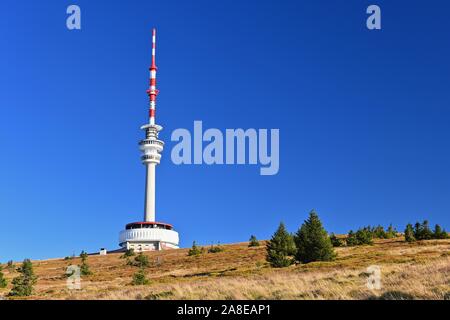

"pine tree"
[0,265,7,288]
[386,224,397,238]
[355,228,373,245]
[248,235,260,247]
[404,223,416,242]
[294,210,336,263]
[372,225,387,239]
[414,222,422,240]
[79,251,92,276]
[131,268,149,285]
[346,230,358,246]
[80,250,88,260]
[6,260,14,272]
[433,224,449,239]
[421,220,433,240]
[188,241,202,256]
[266,222,296,267]
[80,262,91,276]
[133,253,150,268]
[8,259,37,296]
[433,224,443,239]
[120,248,135,259]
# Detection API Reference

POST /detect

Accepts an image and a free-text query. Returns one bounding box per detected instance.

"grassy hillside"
[1,237,449,300]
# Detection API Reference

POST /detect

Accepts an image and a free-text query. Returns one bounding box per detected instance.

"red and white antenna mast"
[147,28,159,125]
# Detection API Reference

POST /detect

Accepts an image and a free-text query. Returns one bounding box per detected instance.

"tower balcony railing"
[119,228,179,246]
[141,154,161,163]
[139,139,165,147]
[139,139,164,153]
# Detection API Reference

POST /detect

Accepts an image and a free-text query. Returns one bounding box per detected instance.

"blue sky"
[1,0,449,261]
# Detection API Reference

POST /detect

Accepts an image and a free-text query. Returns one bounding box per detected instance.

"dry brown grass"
[1,238,449,300]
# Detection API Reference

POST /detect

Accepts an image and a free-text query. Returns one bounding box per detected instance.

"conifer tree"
[6,260,14,272]
[413,220,448,240]
[294,211,335,263]
[330,233,344,247]
[386,224,397,238]
[136,252,150,267]
[249,235,260,247]
[414,222,422,240]
[131,268,149,285]
[433,224,449,239]
[346,230,358,246]
[421,220,433,240]
[8,259,37,296]
[404,223,416,242]
[266,222,296,267]
[433,224,443,239]
[120,248,135,259]
[372,225,387,239]
[188,241,202,256]
[79,251,92,276]
[0,265,7,288]
[355,228,374,245]
[80,250,88,260]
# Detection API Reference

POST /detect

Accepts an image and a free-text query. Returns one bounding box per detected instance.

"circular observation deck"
[119,221,179,251]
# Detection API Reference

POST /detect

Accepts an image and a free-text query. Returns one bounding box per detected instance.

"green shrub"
[372,225,388,239]
[188,241,203,256]
[208,244,224,253]
[80,262,92,276]
[248,235,260,247]
[131,268,149,285]
[120,249,135,259]
[7,260,14,272]
[346,230,358,246]
[266,222,296,267]
[80,250,88,260]
[355,227,373,245]
[8,259,37,296]
[133,253,150,268]
[346,228,373,246]
[385,224,397,239]
[294,210,336,263]
[330,233,344,247]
